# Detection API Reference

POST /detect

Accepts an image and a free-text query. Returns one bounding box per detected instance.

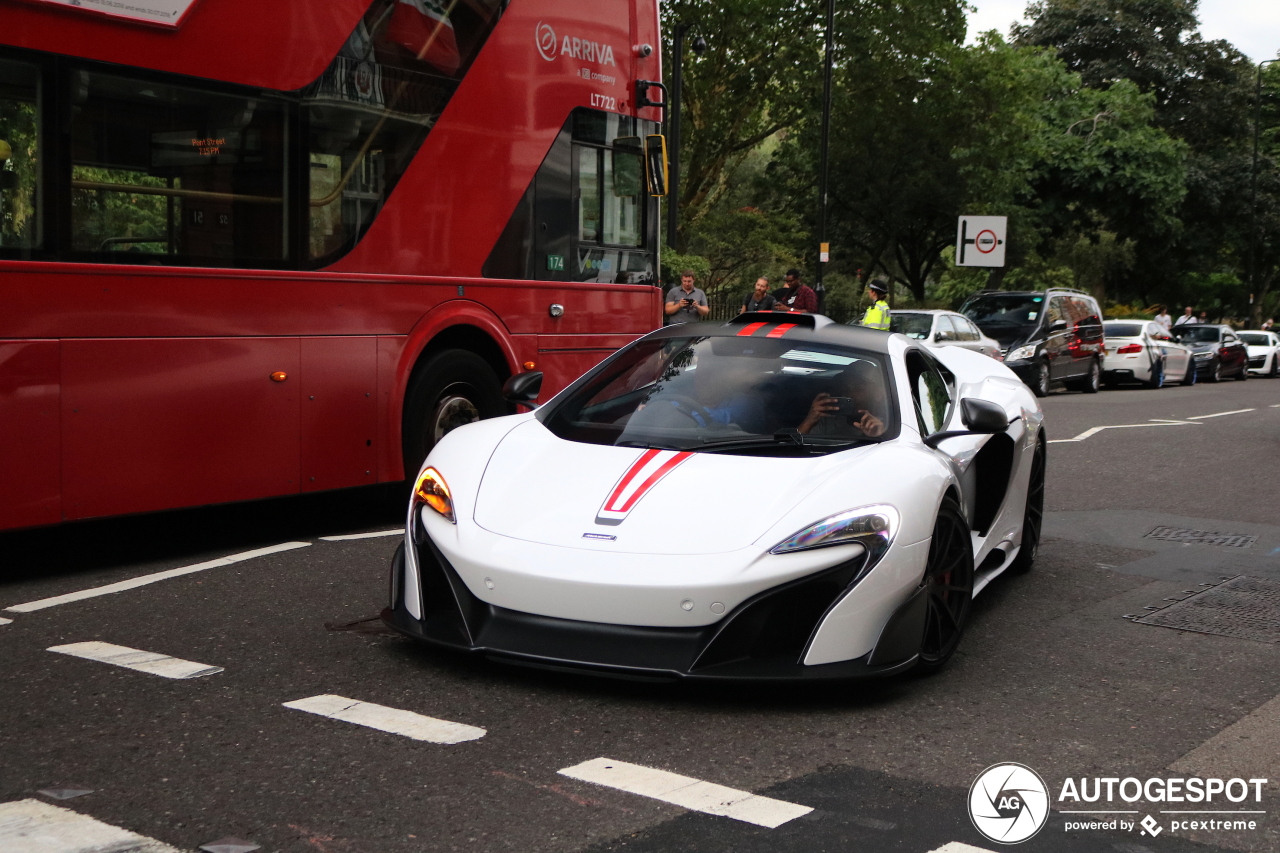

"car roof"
[889,309,952,315]
[648,313,894,355]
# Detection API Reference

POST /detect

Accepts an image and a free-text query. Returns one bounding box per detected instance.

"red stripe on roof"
[736,322,768,337]
[766,323,797,338]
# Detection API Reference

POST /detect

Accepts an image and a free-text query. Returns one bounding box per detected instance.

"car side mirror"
[1050,319,1067,332]
[923,398,1011,449]
[934,330,955,342]
[502,371,543,408]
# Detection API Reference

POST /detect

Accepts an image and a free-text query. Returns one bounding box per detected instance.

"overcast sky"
[967,0,1280,63]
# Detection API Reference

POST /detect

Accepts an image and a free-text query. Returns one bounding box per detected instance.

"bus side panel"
[61,338,301,520]
[301,336,378,492]
[0,341,62,529]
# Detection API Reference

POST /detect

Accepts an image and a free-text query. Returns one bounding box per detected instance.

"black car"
[1171,324,1249,382]
[959,288,1105,397]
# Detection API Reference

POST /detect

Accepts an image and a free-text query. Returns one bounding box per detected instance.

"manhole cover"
[1135,576,1280,643]
[1144,526,1257,548]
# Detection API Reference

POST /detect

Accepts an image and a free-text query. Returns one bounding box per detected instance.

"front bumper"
[382,539,924,682]
[1003,359,1039,387]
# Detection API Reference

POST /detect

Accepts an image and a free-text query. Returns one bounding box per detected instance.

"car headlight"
[1006,345,1036,362]
[1194,351,1213,359]
[771,504,899,557]
[412,466,455,523]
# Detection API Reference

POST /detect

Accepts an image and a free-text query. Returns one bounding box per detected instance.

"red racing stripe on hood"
[596,449,694,525]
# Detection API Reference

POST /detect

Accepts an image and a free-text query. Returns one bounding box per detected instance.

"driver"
[797,364,886,437]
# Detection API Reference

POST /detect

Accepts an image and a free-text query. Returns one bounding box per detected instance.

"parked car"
[1101,320,1195,388]
[888,310,1003,361]
[959,288,1105,397]
[1238,330,1280,377]
[1170,324,1249,382]
[384,313,1046,680]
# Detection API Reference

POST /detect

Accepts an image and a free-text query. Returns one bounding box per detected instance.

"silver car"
[889,310,1002,361]
[1101,320,1194,388]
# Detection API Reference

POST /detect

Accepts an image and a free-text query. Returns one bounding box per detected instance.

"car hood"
[976,323,1039,348]
[473,420,871,555]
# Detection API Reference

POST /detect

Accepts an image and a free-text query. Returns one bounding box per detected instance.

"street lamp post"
[815,0,834,314]
[666,24,706,253]
[1249,58,1278,316]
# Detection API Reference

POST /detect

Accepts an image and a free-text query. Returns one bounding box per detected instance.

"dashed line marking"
[1048,421,1197,443]
[318,529,404,541]
[47,642,223,679]
[1186,408,1255,419]
[557,757,812,828]
[282,695,485,744]
[5,542,311,613]
[0,798,183,853]
[0,617,12,626]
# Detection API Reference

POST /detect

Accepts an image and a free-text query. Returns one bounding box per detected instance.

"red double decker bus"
[0,0,666,530]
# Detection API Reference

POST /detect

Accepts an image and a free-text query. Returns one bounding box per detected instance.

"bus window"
[0,57,40,251]
[604,140,642,246]
[69,71,287,265]
[578,146,601,242]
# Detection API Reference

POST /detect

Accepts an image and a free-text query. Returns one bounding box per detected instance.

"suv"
[959,288,1105,397]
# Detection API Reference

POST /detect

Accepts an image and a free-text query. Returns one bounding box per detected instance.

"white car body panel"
[1101,321,1192,385]
[1240,331,1280,375]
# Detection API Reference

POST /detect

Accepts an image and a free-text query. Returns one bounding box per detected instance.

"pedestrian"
[774,268,818,314]
[740,276,776,313]
[1198,310,1209,323]
[859,280,891,330]
[1174,306,1198,326]
[1153,304,1172,331]
[664,270,709,325]
[1263,318,1275,331]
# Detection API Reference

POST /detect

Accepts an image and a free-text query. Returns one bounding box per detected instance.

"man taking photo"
[664,270,710,325]
[774,268,817,314]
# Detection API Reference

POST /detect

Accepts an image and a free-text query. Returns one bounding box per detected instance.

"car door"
[1221,330,1246,373]
[1069,297,1104,376]
[1045,296,1072,380]
[1153,325,1189,378]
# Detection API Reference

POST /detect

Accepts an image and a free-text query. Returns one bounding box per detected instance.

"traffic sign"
[956,216,1007,267]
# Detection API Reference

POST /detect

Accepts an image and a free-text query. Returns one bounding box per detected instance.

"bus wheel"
[402,349,505,480]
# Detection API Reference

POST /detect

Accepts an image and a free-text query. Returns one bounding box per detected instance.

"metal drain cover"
[1136,576,1280,643]
[1144,526,1257,548]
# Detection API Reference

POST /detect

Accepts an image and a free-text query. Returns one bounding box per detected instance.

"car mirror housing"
[502,370,543,407]
[934,330,954,342]
[1049,319,1067,332]
[923,398,1011,449]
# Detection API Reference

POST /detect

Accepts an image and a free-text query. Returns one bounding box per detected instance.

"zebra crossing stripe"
[47,642,223,679]
[283,695,485,744]
[0,798,183,853]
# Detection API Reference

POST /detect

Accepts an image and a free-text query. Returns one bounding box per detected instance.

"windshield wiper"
[694,433,867,453]
[615,439,686,450]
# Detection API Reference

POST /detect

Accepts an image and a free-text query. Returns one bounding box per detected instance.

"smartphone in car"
[829,396,858,417]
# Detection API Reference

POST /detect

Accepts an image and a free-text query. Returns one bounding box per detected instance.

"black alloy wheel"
[1081,358,1101,393]
[402,349,506,480]
[1032,360,1050,398]
[915,497,975,672]
[1235,359,1248,381]
[1010,439,1045,574]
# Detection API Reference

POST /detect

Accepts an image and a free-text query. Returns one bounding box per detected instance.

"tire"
[1080,358,1101,393]
[1270,355,1278,378]
[1235,360,1248,381]
[1181,360,1197,385]
[402,348,506,480]
[1031,360,1050,398]
[914,497,975,673]
[1208,358,1223,382]
[1145,357,1164,389]
[1009,439,1045,574]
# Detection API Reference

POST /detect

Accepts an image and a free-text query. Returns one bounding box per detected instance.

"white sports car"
[383,314,1046,680]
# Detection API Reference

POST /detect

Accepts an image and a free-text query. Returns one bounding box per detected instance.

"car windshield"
[1104,323,1144,338]
[961,294,1043,330]
[1176,326,1221,343]
[890,313,933,339]
[539,335,897,454]
[1238,333,1270,345]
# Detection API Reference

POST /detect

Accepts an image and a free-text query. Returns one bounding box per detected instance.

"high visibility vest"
[862,300,891,330]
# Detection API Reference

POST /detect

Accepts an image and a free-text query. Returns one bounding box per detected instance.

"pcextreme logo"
[969,763,1051,844]
[534,21,617,66]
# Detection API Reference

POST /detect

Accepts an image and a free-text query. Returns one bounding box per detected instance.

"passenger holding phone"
[664,270,710,325]
[797,366,887,438]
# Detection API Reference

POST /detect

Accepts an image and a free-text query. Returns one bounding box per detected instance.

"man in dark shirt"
[740,277,777,313]
[774,268,818,314]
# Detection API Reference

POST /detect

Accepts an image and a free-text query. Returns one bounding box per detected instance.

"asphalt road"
[2,376,1279,853]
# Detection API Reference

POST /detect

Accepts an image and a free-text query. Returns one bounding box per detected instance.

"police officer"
[860,280,891,330]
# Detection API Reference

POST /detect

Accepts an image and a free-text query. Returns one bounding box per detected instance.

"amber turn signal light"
[413,467,456,523]
[523,361,537,370]
[270,371,288,382]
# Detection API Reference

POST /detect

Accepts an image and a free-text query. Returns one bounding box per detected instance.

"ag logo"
[535,22,557,61]
[968,763,1050,844]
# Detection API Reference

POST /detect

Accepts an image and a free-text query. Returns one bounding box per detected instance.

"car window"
[935,315,955,338]
[952,316,977,341]
[1048,297,1067,327]
[1175,326,1221,343]
[1239,333,1269,345]
[906,350,954,437]
[1104,323,1143,338]
[889,313,933,340]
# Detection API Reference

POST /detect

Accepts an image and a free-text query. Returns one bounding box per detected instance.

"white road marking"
[282,695,485,744]
[0,617,12,626]
[927,844,997,853]
[1187,408,1255,419]
[318,529,404,541]
[47,642,223,679]
[1048,420,1196,443]
[557,757,812,828]
[5,542,310,613]
[0,797,183,853]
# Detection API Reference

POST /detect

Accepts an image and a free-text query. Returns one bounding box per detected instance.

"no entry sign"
[956,216,1007,267]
